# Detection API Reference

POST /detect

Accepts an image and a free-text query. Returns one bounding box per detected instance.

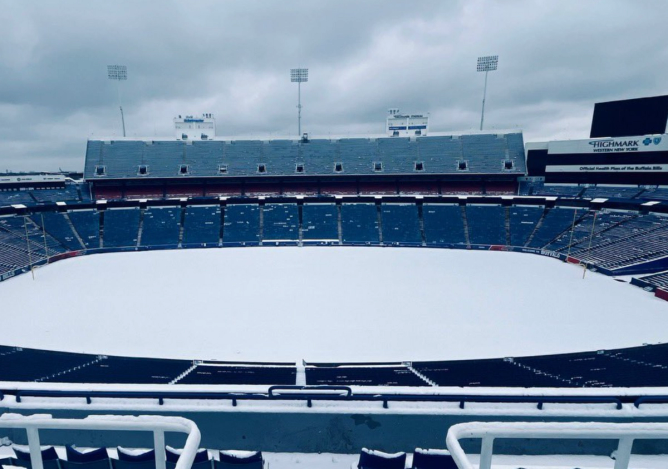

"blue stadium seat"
[357,448,406,469]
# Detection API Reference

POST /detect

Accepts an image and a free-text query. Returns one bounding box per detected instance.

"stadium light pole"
[107,65,128,137]
[290,68,308,136]
[477,56,498,131]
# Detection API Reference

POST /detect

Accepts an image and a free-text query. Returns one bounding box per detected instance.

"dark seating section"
[216,451,263,469]
[48,356,192,384]
[422,204,466,246]
[301,203,338,242]
[381,204,422,245]
[223,204,260,245]
[306,366,427,386]
[0,347,97,382]
[179,365,296,385]
[527,207,577,248]
[465,205,506,245]
[140,207,180,247]
[508,206,543,247]
[103,208,141,248]
[341,203,380,244]
[357,448,406,469]
[262,203,299,242]
[183,205,220,246]
[411,449,456,469]
[31,212,84,251]
[413,360,564,388]
[67,210,100,249]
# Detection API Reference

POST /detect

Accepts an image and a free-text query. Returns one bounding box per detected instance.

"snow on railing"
[0,413,201,469]
[445,421,668,469]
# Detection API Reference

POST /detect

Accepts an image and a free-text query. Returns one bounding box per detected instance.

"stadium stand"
[183,205,221,247]
[0,342,668,387]
[67,209,100,249]
[306,366,427,387]
[47,356,191,384]
[380,204,422,245]
[465,205,506,245]
[526,207,578,248]
[102,208,141,248]
[301,203,339,243]
[223,204,260,245]
[580,186,644,199]
[341,203,380,245]
[30,212,84,251]
[422,204,466,246]
[179,365,297,385]
[139,206,181,247]
[262,203,299,243]
[508,206,544,246]
[82,134,526,200]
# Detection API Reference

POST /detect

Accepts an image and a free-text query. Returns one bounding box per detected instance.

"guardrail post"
[479,437,494,469]
[154,429,166,469]
[613,437,634,469]
[26,427,44,469]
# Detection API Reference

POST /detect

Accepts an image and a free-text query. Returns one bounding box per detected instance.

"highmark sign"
[549,135,667,154]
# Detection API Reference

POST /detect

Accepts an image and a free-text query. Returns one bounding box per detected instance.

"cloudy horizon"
[1,0,666,172]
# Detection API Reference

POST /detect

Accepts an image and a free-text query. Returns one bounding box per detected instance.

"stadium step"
[407,365,436,386]
[170,362,199,384]
[64,212,87,250]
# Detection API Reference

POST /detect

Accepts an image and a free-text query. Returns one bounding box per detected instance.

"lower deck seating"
[301,203,339,242]
[422,204,466,246]
[341,204,380,244]
[223,204,260,245]
[465,205,506,245]
[103,208,141,248]
[140,207,180,247]
[381,204,422,245]
[183,205,221,246]
[508,206,543,246]
[306,366,427,386]
[262,204,299,242]
[179,365,297,385]
[68,210,100,249]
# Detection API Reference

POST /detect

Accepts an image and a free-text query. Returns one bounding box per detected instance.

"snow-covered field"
[1,247,666,362]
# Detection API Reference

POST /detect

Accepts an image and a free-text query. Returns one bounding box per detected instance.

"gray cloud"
[0,0,666,171]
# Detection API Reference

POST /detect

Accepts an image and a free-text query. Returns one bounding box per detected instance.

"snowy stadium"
[2,72,668,469]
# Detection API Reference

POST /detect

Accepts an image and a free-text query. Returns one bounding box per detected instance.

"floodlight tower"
[107,65,128,137]
[476,55,498,131]
[290,68,308,136]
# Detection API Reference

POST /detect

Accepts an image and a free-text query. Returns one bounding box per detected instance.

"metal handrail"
[1,387,631,409]
[0,413,201,469]
[445,421,668,469]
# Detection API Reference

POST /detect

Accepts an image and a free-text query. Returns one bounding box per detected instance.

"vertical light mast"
[477,56,498,131]
[107,65,128,137]
[290,68,308,137]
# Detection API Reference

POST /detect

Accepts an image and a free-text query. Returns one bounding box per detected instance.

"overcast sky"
[1,0,666,172]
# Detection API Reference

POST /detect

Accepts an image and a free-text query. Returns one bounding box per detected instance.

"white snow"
[1,247,667,362]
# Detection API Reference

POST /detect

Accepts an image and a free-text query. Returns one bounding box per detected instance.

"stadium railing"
[0,413,201,469]
[445,421,668,469]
